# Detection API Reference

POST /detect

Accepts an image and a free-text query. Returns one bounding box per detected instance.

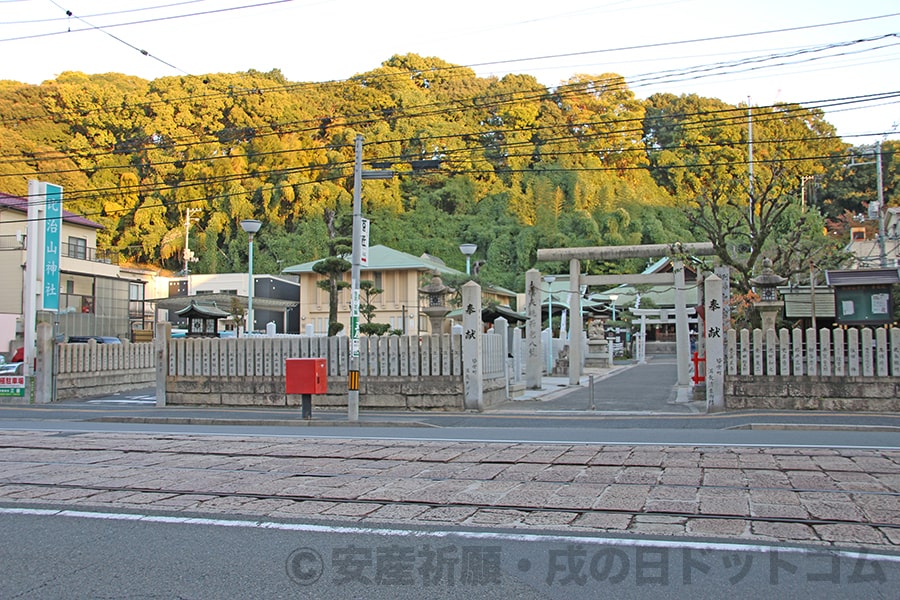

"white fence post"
[752,329,763,376]
[892,328,900,376]
[876,327,888,377]
[765,328,777,375]
[862,328,874,377]
[740,329,750,375]
[847,328,860,376]
[834,328,845,376]
[779,328,790,375]
[806,328,817,376]
[820,328,832,376]
[792,328,804,375]
[726,329,737,375]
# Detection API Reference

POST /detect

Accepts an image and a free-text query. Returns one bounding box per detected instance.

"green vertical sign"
[43,183,62,312]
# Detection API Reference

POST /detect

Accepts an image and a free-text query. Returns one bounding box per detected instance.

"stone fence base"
[165,374,509,411]
[725,375,900,411]
[57,369,156,401]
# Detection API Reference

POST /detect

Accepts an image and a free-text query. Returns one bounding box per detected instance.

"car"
[66,336,122,344]
[0,362,23,374]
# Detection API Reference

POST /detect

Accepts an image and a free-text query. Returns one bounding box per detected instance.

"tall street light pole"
[240,219,261,335]
[459,243,477,275]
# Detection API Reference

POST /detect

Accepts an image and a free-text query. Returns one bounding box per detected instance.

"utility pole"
[348,135,363,422]
[348,136,393,421]
[850,142,887,267]
[748,97,754,230]
[800,175,815,213]
[875,143,886,267]
[183,207,200,275]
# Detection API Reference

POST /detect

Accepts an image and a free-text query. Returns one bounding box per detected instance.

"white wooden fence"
[164,333,509,380]
[726,327,900,377]
[166,335,466,378]
[56,340,156,374]
[54,340,156,400]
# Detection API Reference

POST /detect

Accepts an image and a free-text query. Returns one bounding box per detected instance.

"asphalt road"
[3,508,897,600]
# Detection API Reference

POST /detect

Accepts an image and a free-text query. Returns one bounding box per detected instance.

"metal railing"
[61,241,119,265]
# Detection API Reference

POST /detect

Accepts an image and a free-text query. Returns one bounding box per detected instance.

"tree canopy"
[0,54,883,294]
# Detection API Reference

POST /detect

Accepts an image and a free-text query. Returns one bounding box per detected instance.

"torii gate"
[530,242,716,396]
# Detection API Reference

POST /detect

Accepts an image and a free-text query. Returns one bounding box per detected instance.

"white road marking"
[2,506,898,561]
[86,399,155,404]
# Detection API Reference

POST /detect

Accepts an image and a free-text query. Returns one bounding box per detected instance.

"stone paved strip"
[0,431,898,550]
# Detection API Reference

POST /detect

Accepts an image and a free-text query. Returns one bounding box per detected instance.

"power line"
[1,13,895,133]
[46,0,189,76]
[0,0,297,43]
[1,55,894,167]
[0,97,873,187]
[0,0,216,25]
[458,11,900,72]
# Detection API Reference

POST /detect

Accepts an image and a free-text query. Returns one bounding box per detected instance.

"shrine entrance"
[527,242,716,401]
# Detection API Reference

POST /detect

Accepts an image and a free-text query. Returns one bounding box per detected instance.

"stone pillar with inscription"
[705,274,725,412]
[461,281,483,411]
[525,269,542,390]
[155,321,170,407]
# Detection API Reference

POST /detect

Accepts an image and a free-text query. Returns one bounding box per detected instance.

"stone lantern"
[419,272,451,334]
[749,258,787,332]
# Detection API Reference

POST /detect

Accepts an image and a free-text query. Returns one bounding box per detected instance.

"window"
[129,281,146,321]
[68,237,87,260]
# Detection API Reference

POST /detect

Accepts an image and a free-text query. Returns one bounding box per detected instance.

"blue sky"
[2,0,899,142]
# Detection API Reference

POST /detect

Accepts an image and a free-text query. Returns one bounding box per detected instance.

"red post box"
[285,358,327,394]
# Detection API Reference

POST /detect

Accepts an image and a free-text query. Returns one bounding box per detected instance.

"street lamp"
[240,219,262,335]
[608,294,619,322]
[459,243,477,275]
[543,275,556,329]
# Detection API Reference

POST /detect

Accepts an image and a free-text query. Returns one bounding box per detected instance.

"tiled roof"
[0,191,104,229]
[283,245,461,275]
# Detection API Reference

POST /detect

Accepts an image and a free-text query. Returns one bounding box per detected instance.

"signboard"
[349,288,361,358]
[0,375,26,397]
[359,218,370,265]
[834,286,893,325]
[42,183,62,312]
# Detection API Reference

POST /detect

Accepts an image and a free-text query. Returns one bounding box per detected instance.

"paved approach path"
[0,429,897,551]
[497,354,701,413]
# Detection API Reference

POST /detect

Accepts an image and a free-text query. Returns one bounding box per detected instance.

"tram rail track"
[1,452,898,498]
[3,478,898,531]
